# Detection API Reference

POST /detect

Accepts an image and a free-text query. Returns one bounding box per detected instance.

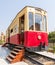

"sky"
[0,0,55,34]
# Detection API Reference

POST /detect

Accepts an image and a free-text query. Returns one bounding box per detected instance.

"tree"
[48,31,55,44]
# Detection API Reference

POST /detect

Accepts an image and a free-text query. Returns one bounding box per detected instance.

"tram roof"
[26,6,47,12]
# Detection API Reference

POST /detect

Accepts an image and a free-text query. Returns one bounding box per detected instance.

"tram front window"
[29,12,34,30]
[29,12,47,32]
[35,14,42,31]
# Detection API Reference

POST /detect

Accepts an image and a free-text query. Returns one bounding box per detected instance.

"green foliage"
[53,46,55,53]
[0,40,4,45]
[48,31,55,43]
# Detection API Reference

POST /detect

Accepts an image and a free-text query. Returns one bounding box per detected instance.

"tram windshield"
[29,12,47,32]
[35,14,42,31]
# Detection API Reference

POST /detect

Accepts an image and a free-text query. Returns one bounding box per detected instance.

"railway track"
[25,55,44,65]
[25,51,55,65]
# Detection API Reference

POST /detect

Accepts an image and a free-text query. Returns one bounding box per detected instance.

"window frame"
[35,13,42,31]
[28,12,34,31]
[28,12,47,32]
[43,15,47,32]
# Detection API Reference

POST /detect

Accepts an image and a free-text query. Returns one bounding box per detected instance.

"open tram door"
[19,15,25,45]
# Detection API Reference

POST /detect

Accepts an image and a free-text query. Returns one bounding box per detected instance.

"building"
[0,36,1,40]
[0,32,5,42]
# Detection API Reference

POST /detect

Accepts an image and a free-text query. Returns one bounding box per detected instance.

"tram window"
[29,12,34,30]
[10,29,13,33]
[43,16,47,31]
[35,14,42,31]
[14,25,18,33]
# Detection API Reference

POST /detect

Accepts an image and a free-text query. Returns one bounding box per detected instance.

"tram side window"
[35,14,42,31]
[10,29,13,33]
[14,25,18,33]
[29,12,34,30]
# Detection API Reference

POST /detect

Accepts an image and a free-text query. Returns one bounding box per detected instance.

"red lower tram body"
[6,31,48,52]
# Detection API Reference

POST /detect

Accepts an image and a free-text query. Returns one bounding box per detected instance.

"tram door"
[19,15,25,45]
[8,29,10,43]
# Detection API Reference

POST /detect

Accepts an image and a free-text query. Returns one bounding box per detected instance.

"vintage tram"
[5,6,48,52]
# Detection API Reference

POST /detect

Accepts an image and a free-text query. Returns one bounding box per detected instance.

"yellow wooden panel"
[6,6,48,37]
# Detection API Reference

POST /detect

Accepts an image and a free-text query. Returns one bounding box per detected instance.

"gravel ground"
[25,52,55,65]
[24,58,39,65]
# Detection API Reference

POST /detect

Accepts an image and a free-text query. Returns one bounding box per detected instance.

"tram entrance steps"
[6,46,24,63]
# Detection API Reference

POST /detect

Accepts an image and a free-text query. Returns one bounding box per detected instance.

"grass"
[53,46,55,53]
[0,40,4,45]
[48,46,55,53]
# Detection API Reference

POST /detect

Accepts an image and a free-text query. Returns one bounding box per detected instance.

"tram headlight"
[38,35,41,40]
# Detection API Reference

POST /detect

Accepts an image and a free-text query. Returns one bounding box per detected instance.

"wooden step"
[13,48,21,52]
[6,56,13,62]
[6,49,24,63]
[15,46,24,49]
[11,49,24,63]
[14,47,24,50]
[11,51,18,54]
[11,52,16,56]
[9,54,15,58]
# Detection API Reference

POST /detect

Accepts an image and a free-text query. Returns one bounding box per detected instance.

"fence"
[48,43,55,48]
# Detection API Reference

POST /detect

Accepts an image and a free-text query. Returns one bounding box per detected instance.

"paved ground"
[0,45,10,59]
